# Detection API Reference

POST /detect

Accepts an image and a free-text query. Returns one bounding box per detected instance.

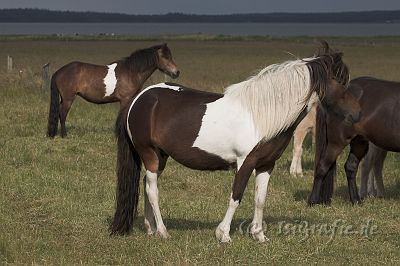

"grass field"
[0,36,399,264]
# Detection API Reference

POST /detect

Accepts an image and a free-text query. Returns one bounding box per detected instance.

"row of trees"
[1,9,400,23]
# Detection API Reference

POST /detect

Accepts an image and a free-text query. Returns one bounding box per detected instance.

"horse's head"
[321,78,362,126]
[155,44,180,79]
[309,41,361,125]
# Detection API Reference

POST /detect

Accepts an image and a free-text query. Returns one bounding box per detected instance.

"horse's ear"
[320,40,330,53]
[162,43,168,49]
[350,84,363,101]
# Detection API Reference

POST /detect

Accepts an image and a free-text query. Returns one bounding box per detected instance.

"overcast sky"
[1,0,400,15]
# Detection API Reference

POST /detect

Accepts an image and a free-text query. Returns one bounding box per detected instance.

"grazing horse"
[109,43,351,243]
[309,77,400,205]
[47,44,180,138]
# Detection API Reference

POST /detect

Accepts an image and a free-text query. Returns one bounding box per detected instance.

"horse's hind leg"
[59,97,75,138]
[373,147,387,198]
[344,136,369,204]
[360,145,375,199]
[143,150,169,238]
[143,152,168,235]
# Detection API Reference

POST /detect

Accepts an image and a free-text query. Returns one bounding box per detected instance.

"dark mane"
[305,41,350,99]
[120,44,164,73]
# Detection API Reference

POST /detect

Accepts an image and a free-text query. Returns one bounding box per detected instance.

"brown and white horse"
[110,43,350,242]
[47,44,179,138]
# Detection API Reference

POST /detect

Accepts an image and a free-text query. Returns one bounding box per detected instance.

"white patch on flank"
[126,83,182,142]
[103,63,118,97]
[192,97,261,163]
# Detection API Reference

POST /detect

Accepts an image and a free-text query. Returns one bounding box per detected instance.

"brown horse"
[47,44,179,138]
[109,43,351,242]
[289,104,388,197]
[309,77,400,205]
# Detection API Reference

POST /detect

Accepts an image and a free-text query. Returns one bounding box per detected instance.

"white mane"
[224,59,317,141]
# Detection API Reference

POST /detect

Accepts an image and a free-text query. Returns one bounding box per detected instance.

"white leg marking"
[251,171,270,242]
[145,170,169,238]
[143,178,156,235]
[216,195,239,243]
[103,63,118,97]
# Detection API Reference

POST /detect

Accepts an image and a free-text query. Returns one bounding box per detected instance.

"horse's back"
[350,77,400,151]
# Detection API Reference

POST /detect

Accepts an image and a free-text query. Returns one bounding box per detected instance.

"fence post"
[42,63,50,92]
[7,55,13,73]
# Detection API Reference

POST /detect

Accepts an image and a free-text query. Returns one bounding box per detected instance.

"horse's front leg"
[309,144,342,205]
[344,137,368,204]
[250,170,271,242]
[216,159,255,243]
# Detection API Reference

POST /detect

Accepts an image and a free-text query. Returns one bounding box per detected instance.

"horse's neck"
[130,66,157,89]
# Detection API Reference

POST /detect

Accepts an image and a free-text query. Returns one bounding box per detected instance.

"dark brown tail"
[314,104,336,204]
[110,108,142,235]
[47,75,60,137]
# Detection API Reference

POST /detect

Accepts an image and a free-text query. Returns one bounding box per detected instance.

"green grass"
[0,37,399,264]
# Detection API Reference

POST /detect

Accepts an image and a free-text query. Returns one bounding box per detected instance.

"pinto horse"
[47,44,179,138]
[309,77,400,205]
[109,43,350,242]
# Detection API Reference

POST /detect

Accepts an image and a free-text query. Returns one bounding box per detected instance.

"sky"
[1,0,400,15]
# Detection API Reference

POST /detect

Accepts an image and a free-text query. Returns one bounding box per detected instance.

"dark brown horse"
[47,44,179,138]
[109,43,351,243]
[309,77,400,205]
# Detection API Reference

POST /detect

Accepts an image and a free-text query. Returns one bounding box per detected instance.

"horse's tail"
[110,107,142,235]
[47,75,60,137]
[314,104,336,203]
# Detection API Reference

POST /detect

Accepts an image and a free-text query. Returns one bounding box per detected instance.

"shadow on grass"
[293,181,400,204]
[108,215,321,235]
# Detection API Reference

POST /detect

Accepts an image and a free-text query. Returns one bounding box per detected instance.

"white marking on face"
[126,83,182,142]
[103,63,118,97]
[192,97,261,163]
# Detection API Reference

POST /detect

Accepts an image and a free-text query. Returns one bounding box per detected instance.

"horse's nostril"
[174,71,180,78]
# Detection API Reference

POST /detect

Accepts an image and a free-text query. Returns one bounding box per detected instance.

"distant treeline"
[1,8,400,23]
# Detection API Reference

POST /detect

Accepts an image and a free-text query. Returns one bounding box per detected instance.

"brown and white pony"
[110,43,350,243]
[47,44,179,138]
[309,77,400,205]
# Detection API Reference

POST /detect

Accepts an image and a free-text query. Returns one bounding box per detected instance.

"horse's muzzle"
[171,70,180,79]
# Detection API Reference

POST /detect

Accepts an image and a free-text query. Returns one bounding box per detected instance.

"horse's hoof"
[308,200,320,207]
[251,230,269,243]
[155,228,170,238]
[250,223,269,243]
[215,227,231,243]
